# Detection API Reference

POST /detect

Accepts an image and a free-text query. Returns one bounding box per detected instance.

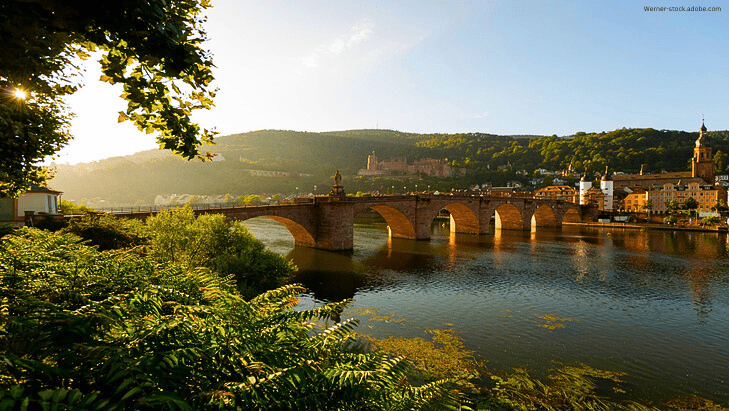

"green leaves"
[0,0,217,196]
[487,364,659,411]
[145,206,297,298]
[1,228,459,409]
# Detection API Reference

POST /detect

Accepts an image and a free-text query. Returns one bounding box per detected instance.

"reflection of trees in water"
[291,268,366,302]
[686,268,714,324]
[586,228,728,321]
[582,228,729,261]
[286,222,729,318]
[286,247,365,302]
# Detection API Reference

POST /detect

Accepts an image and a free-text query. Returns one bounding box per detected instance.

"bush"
[145,206,297,298]
[0,223,15,238]
[58,199,96,215]
[0,228,460,410]
[31,215,68,231]
[700,216,721,226]
[62,212,148,251]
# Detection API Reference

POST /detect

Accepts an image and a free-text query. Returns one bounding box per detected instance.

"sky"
[52,0,729,165]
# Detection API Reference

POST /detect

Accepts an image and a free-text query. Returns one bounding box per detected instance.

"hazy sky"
[53,0,728,165]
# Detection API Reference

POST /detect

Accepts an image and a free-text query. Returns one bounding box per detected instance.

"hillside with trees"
[417,128,729,175]
[49,127,729,206]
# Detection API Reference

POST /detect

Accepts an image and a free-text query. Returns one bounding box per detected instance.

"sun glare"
[13,88,27,100]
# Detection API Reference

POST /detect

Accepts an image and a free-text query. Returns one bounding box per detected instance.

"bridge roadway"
[114,194,598,251]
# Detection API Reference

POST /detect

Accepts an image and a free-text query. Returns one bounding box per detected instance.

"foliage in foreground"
[145,206,296,298]
[364,329,482,392]
[62,212,148,251]
[363,327,729,410]
[0,228,461,409]
[58,206,296,297]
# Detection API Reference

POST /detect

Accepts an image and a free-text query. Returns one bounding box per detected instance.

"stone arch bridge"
[119,194,597,251]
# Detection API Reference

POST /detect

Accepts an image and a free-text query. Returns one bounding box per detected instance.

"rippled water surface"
[242,217,729,403]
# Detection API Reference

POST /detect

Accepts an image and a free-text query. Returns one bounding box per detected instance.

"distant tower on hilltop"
[367,151,379,171]
[600,167,614,211]
[691,120,714,184]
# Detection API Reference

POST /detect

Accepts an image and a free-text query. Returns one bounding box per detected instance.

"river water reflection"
[242,217,729,403]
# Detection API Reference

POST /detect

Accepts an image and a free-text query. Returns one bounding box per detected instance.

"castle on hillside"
[357,152,465,178]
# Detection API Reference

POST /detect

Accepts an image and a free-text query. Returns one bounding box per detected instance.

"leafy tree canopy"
[1,0,216,197]
[684,196,699,210]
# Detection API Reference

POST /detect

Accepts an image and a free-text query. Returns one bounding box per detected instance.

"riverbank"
[571,221,729,233]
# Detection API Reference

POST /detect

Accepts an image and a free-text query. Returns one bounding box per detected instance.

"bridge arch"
[366,205,417,239]
[238,215,316,248]
[441,202,480,234]
[562,207,582,223]
[531,204,558,228]
[493,203,524,230]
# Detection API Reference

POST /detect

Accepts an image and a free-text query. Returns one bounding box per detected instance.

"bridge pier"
[313,201,356,250]
[414,201,434,241]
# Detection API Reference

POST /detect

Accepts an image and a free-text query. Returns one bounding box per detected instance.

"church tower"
[691,121,714,184]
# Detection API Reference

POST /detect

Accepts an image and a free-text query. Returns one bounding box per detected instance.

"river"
[242,216,729,404]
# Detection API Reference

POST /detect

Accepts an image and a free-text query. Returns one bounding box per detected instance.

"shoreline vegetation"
[568,221,729,233]
[1,209,727,409]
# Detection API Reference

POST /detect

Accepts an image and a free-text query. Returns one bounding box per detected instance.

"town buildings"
[623,187,649,212]
[533,185,577,202]
[612,121,714,190]
[537,122,726,214]
[645,181,723,213]
[618,121,724,213]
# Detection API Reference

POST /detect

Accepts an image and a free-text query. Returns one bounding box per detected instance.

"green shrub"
[31,215,68,231]
[58,199,96,215]
[0,228,461,410]
[146,206,296,298]
[62,212,148,251]
[0,223,15,238]
[699,216,721,226]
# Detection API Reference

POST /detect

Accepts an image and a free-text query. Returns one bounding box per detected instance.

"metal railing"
[94,192,567,214]
[98,202,255,214]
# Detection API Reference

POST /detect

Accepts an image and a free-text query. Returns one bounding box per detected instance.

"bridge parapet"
[107,195,596,251]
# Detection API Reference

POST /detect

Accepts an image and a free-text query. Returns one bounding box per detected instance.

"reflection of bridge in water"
[115,194,598,251]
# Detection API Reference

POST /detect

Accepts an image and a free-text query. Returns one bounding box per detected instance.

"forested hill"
[49,127,729,205]
[423,128,729,174]
[50,129,532,204]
